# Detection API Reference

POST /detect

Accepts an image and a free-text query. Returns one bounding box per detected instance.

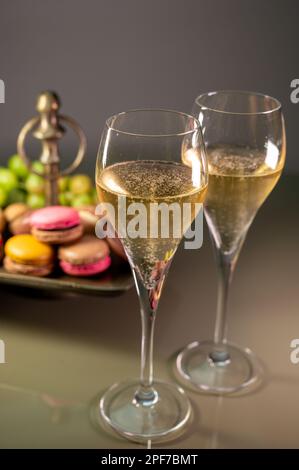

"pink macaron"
[59,258,111,276]
[31,206,83,244]
[58,235,111,277]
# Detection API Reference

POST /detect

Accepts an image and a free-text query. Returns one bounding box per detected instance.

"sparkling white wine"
[205,146,283,254]
[97,160,207,287]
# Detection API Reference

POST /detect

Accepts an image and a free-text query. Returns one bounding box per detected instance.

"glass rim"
[105,108,201,137]
[194,90,282,115]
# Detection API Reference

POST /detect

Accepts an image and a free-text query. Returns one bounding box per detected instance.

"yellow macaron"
[5,234,54,266]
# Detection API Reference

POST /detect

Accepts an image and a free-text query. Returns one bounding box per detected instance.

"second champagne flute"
[96,109,208,442]
[177,91,286,394]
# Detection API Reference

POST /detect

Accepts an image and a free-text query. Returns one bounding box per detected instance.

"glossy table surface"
[0,175,298,449]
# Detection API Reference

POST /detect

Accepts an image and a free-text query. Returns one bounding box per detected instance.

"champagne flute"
[95,109,208,441]
[177,91,286,394]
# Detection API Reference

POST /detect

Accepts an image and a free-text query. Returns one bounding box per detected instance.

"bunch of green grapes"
[58,174,97,207]
[0,154,97,208]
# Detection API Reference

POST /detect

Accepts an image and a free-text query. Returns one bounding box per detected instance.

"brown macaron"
[96,220,127,261]
[4,203,29,223]
[77,205,98,234]
[4,203,33,235]
[0,233,3,261]
[106,235,127,261]
[0,209,6,233]
[10,209,35,235]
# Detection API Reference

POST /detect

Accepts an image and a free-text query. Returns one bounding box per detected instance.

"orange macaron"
[4,234,54,276]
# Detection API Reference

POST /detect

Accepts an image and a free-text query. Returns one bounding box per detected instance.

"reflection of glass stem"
[133,258,171,406]
[210,395,223,449]
[0,382,79,425]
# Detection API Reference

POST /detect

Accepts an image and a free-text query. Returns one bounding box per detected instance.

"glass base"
[99,380,192,443]
[176,340,262,395]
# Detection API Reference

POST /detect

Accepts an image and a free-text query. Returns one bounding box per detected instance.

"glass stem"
[213,249,234,346]
[140,299,156,387]
[132,268,166,406]
[210,238,244,364]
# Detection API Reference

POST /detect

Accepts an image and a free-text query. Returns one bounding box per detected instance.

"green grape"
[0,187,7,207]
[71,193,93,207]
[92,187,98,203]
[70,174,92,195]
[7,188,27,204]
[8,154,29,179]
[25,173,45,194]
[31,160,45,175]
[0,167,18,192]
[26,193,45,209]
[58,176,70,192]
[58,192,72,206]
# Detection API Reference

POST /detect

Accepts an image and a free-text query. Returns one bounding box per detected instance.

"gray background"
[0,0,298,173]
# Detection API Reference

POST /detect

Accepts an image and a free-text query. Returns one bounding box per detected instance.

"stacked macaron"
[31,206,83,244]
[77,205,99,234]
[4,234,54,276]
[58,235,111,277]
[0,234,3,262]
[4,203,33,235]
[0,208,5,233]
[0,209,5,261]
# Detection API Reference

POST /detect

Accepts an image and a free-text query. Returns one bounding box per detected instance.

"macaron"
[77,205,98,234]
[0,234,3,262]
[78,206,126,261]
[96,219,127,261]
[4,234,54,276]
[0,209,5,233]
[106,235,127,261]
[4,203,28,223]
[31,206,83,244]
[9,209,34,235]
[58,235,111,277]
[4,203,33,235]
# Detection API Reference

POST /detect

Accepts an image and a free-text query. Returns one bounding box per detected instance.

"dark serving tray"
[0,254,133,296]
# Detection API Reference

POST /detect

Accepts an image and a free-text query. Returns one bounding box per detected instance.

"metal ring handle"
[59,115,87,176]
[17,117,42,175]
[17,115,87,178]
